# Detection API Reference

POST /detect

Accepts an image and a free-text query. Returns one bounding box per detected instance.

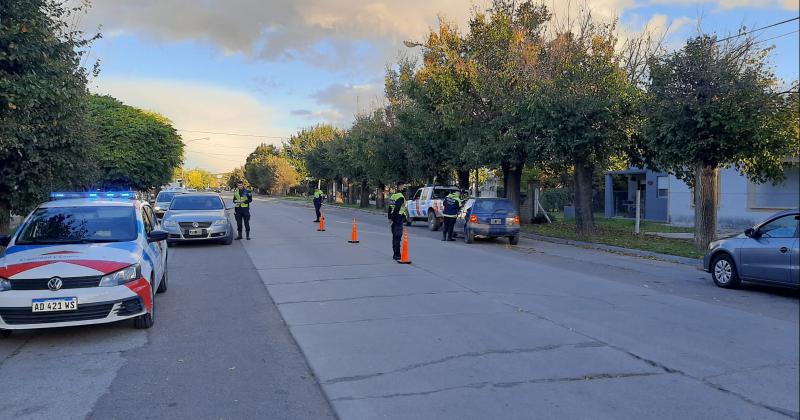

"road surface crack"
[331,371,662,401]
[323,341,605,385]
[277,290,466,305]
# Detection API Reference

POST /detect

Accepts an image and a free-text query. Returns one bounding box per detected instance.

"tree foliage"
[643,35,799,249]
[0,0,97,230]
[86,95,184,190]
[244,144,299,195]
[183,168,217,190]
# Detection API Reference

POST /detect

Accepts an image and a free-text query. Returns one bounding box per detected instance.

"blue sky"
[81,0,799,173]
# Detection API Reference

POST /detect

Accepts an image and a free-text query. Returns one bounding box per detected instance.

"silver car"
[704,209,799,288]
[153,190,183,219]
[161,193,234,245]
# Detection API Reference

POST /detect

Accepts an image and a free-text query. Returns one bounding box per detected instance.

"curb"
[520,232,703,268]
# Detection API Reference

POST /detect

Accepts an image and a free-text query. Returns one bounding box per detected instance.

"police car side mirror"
[0,235,10,247]
[147,230,169,243]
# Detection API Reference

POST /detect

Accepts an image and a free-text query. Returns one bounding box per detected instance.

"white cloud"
[92,77,288,173]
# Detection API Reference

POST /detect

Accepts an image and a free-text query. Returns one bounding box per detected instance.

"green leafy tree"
[0,0,97,232]
[86,95,185,190]
[183,168,216,189]
[531,15,641,234]
[225,167,248,189]
[643,35,799,250]
[283,124,343,179]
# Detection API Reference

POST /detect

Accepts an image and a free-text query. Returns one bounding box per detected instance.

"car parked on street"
[161,193,234,245]
[153,189,184,219]
[405,185,461,231]
[704,209,799,289]
[0,192,168,336]
[455,198,521,245]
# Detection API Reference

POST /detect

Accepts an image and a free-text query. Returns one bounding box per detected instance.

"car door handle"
[779,247,789,253]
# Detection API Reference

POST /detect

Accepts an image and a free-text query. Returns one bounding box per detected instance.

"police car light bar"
[50,191,138,200]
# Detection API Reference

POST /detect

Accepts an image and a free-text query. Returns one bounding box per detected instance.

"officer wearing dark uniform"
[313,188,325,222]
[441,191,462,241]
[387,192,407,260]
[233,181,253,240]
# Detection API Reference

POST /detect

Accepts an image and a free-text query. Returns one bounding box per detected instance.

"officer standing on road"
[441,191,463,241]
[387,191,408,260]
[233,181,253,240]
[313,187,325,222]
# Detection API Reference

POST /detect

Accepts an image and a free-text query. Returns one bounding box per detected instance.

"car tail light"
[469,215,478,223]
[513,215,520,225]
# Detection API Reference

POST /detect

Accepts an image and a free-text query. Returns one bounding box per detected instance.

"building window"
[657,176,669,198]
[748,166,800,210]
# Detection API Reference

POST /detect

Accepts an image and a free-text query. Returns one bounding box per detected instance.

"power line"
[757,29,800,44]
[177,129,286,139]
[716,17,799,43]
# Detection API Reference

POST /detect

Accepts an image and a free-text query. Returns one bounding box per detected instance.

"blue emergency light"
[50,191,138,200]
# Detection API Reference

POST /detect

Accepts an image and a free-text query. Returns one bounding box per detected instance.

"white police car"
[0,192,168,336]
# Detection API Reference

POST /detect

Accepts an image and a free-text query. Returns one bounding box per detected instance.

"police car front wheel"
[134,279,155,329]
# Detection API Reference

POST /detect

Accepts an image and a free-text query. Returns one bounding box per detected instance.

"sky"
[78,0,800,173]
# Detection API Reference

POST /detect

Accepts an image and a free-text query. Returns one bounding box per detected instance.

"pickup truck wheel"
[428,212,440,231]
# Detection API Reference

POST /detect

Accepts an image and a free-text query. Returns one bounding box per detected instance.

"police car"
[0,192,169,336]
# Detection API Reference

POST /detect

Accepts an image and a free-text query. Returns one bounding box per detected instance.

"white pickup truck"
[405,185,461,231]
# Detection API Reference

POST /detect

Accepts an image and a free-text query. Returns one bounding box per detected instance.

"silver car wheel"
[714,259,732,284]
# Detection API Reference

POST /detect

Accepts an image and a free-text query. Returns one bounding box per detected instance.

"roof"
[39,199,136,208]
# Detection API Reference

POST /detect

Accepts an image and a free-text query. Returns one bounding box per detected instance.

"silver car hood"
[164,210,226,221]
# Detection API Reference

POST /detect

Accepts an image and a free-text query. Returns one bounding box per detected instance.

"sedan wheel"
[712,255,741,289]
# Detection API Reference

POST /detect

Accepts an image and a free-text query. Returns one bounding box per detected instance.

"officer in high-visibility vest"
[441,191,463,241]
[233,181,253,240]
[387,191,408,260]
[313,188,325,222]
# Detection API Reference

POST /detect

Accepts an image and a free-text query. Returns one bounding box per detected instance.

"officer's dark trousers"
[391,223,403,259]
[442,217,456,240]
[235,208,251,237]
[314,202,322,221]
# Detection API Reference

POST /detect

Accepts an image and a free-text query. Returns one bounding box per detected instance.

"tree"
[225,167,248,189]
[0,0,97,232]
[643,34,799,250]
[283,124,343,180]
[531,13,641,234]
[183,168,216,189]
[85,95,184,190]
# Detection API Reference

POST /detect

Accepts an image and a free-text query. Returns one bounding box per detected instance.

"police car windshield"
[432,189,459,199]
[169,195,224,210]
[156,191,178,202]
[16,206,137,245]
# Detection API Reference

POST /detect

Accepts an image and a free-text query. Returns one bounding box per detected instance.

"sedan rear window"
[16,206,137,244]
[473,199,514,213]
[156,191,178,202]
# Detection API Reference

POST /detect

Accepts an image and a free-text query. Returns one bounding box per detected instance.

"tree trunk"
[694,164,719,251]
[457,169,470,191]
[506,164,523,214]
[0,198,10,235]
[573,159,596,235]
[359,180,370,208]
[501,162,510,198]
[376,183,386,208]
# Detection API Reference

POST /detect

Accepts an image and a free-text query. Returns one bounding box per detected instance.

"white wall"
[668,167,800,229]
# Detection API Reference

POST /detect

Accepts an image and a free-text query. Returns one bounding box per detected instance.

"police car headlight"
[0,278,10,292]
[162,220,177,228]
[99,264,141,287]
[212,219,227,226]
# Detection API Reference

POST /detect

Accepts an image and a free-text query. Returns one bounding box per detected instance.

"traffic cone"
[317,214,326,231]
[348,218,359,243]
[397,227,412,264]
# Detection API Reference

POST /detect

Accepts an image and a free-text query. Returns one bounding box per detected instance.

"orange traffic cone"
[397,227,412,264]
[348,218,359,243]
[317,214,326,231]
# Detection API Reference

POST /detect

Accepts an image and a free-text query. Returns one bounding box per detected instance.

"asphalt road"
[1,197,798,420]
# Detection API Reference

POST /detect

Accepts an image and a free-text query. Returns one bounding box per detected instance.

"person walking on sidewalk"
[441,191,463,241]
[387,191,408,260]
[233,181,253,240]
[313,188,325,222]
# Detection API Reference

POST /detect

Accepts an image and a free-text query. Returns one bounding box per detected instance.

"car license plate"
[491,218,503,225]
[32,297,77,312]
[188,228,202,235]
